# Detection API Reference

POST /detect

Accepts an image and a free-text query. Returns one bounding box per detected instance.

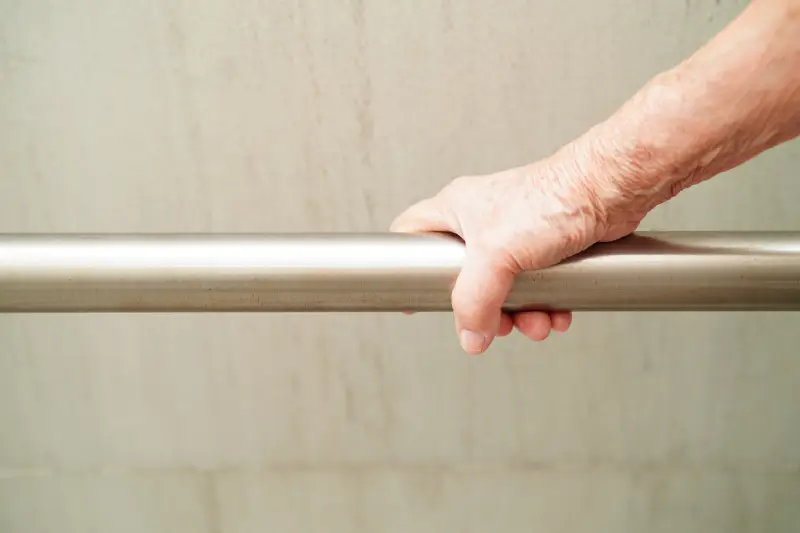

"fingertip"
[497,313,514,337]
[389,218,413,234]
[551,311,573,332]
[513,311,552,342]
[459,329,492,355]
[389,218,412,233]
[390,198,452,234]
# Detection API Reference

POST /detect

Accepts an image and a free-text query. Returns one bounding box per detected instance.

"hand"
[391,140,646,355]
[394,0,800,355]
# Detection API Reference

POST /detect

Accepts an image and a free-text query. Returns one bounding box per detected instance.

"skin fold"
[391,0,800,355]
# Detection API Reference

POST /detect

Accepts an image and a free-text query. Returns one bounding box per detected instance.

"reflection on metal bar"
[0,232,799,313]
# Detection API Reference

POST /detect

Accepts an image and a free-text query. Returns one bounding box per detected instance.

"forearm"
[583,0,800,215]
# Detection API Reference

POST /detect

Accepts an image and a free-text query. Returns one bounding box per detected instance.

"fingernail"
[460,330,488,355]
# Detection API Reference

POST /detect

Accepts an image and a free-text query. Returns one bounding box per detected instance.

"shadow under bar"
[1,231,800,313]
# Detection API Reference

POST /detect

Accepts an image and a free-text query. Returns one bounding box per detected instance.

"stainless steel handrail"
[1,232,799,312]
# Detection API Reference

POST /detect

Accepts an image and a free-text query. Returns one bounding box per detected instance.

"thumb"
[451,244,518,355]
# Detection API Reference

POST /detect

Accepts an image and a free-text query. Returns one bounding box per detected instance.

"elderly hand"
[391,138,650,355]
[390,0,800,355]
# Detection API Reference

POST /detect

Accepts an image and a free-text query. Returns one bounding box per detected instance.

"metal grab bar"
[1,232,799,313]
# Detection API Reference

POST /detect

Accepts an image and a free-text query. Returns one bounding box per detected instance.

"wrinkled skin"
[390,0,800,355]
[391,141,646,354]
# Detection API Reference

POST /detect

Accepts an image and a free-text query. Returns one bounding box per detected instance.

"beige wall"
[1,0,799,531]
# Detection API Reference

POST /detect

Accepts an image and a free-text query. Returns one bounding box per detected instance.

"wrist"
[547,0,800,235]
[570,70,714,222]
[551,121,680,234]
